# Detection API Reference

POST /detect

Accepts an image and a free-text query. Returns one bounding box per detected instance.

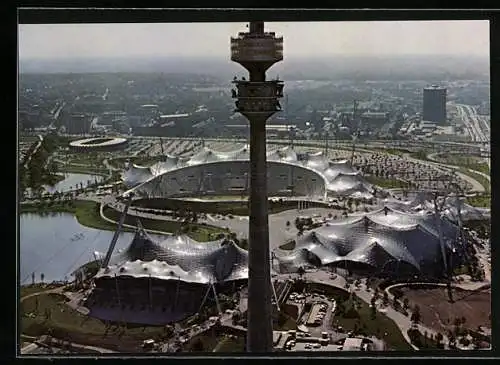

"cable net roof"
[95,226,249,284]
[383,193,490,222]
[275,206,461,275]
[122,145,373,198]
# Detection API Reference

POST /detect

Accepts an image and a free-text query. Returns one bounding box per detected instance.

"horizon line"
[20,54,490,60]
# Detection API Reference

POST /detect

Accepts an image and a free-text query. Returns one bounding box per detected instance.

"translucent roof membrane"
[275,206,462,274]
[96,226,249,284]
[122,146,374,198]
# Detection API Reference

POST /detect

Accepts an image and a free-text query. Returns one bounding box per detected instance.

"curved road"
[401,153,486,193]
[426,153,490,186]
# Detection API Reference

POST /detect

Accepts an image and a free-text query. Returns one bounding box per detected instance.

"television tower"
[230,21,284,352]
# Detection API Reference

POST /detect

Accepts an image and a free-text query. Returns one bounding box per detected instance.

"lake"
[20,212,167,284]
[44,173,105,193]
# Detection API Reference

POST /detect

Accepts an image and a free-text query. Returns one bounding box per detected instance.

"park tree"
[472,337,483,350]
[40,272,45,283]
[411,305,421,324]
[448,331,456,347]
[461,316,466,327]
[393,288,403,301]
[44,308,51,322]
[297,266,306,279]
[382,291,389,306]
[435,332,443,345]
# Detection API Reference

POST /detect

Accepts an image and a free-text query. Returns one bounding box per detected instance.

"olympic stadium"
[85,225,250,325]
[121,145,375,200]
[274,205,466,278]
[69,137,128,152]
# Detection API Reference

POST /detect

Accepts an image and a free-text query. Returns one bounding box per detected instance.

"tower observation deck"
[230,21,284,352]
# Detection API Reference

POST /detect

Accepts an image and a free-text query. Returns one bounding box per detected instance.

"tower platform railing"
[231,80,284,99]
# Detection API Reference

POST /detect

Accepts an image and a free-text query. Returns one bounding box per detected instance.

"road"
[23,135,43,168]
[401,152,486,193]
[455,104,489,143]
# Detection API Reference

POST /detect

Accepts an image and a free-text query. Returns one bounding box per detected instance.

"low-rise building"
[342,337,363,351]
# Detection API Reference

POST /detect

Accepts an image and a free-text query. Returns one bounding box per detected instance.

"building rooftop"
[160,114,190,118]
[342,337,363,351]
[425,85,446,90]
[361,112,388,117]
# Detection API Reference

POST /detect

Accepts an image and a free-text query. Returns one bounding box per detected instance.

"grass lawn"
[20,293,167,352]
[58,165,109,176]
[331,294,413,351]
[459,168,490,193]
[20,200,135,233]
[183,332,221,352]
[279,240,296,250]
[467,195,491,208]
[407,328,441,350]
[409,150,431,161]
[274,312,298,331]
[372,148,410,157]
[435,155,490,175]
[20,284,63,298]
[20,136,40,143]
[467,163,490,176]
[132,197,309,216]
[214,335,246,352]
[107,156,166,169]
[44,173,66,186]
[364,175,407,189]
[130,156,169,166]
[103,205,227,242]
[21,199,228,242]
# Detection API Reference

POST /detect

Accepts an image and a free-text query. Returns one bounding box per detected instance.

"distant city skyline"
[19,21,489,60]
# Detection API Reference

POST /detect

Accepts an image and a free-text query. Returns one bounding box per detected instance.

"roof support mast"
[101,193,134,269]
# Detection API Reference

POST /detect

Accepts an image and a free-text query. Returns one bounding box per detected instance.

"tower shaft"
[230,21,284,352]
[247,116,273,350]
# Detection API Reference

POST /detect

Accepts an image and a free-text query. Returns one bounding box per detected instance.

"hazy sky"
[19,21,489,60]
